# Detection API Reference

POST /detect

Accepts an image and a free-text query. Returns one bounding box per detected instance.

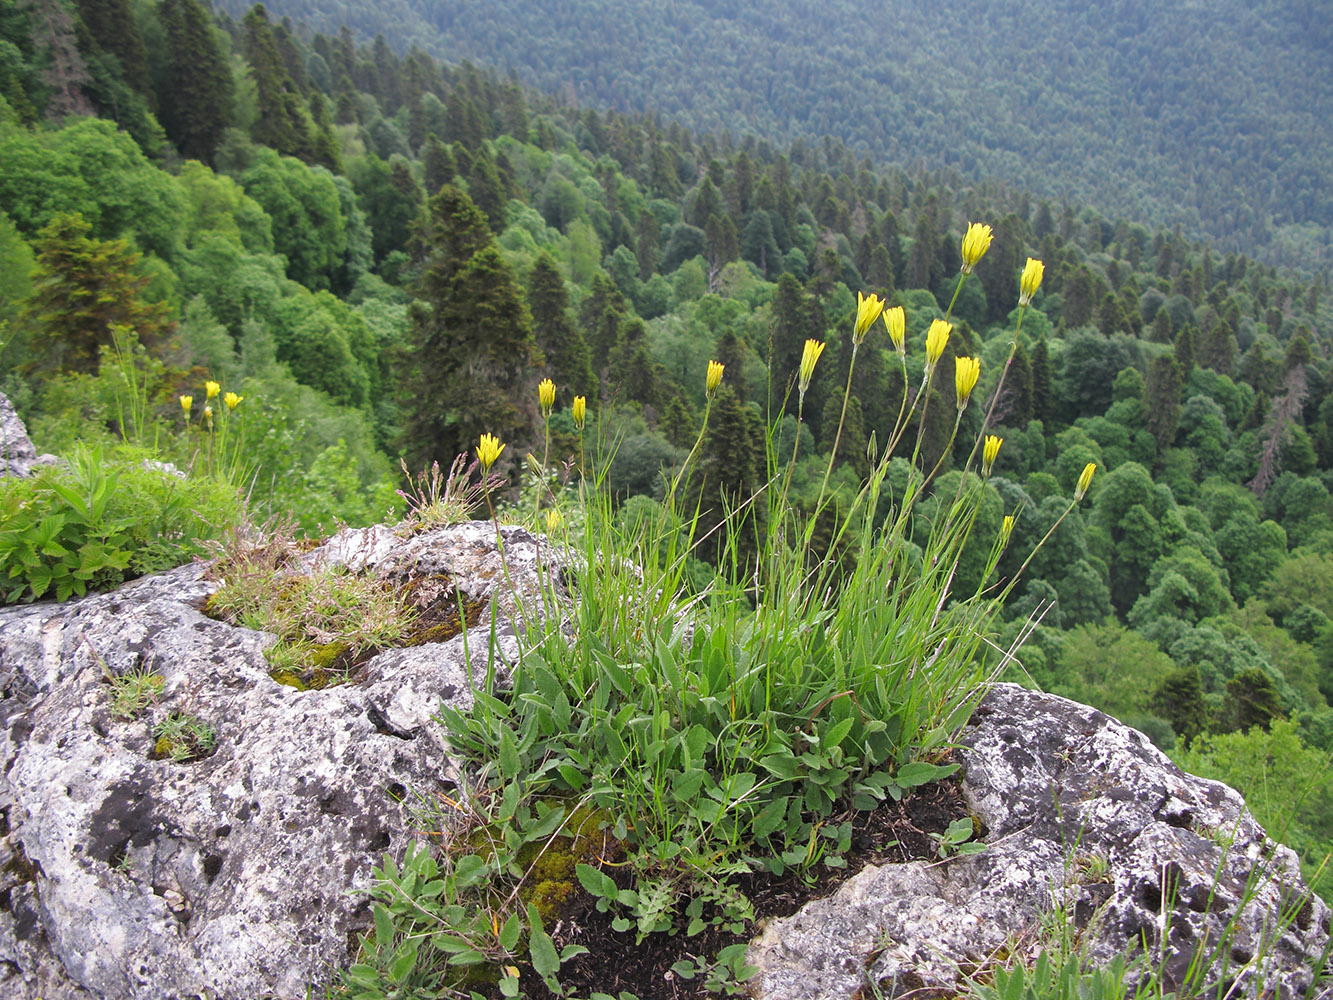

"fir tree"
[528,251,595,399]
[1145,354,1183,453]
[22,212,171,374]
[1151,664,1208,745]
[158,0,233,163]
[1030,335,1053,424]
[402,185,538,469]
[242,4,309,158]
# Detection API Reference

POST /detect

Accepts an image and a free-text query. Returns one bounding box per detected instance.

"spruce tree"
[157,0,233,163]
[1151,664,1207,745]
[1030,335,1053,424]
[1145,354,1183,453]
[242,5,308,157]
[768,273,809,417]
[403,185,538,470]
[528,251,595,399]
[23,213,171,374]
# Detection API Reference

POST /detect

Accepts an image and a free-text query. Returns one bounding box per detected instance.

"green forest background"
[3,0,1333,896]
[210,0,1333,271]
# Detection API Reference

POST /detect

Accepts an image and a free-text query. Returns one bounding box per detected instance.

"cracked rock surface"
[0,521,562,1000]
[747,684,1331,1000]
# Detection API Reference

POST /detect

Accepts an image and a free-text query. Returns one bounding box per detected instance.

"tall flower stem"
[817,342,859,510]
[666,399,712,515]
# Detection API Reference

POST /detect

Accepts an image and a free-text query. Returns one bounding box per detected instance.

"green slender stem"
[909,369,937,470]
[777,395,804,518]
[534,417,551,520]
[666,399,712,514]
[1000,498,1079,603]
[921,410,963,491]
[961,305,1028,478]
[817,342,858,509]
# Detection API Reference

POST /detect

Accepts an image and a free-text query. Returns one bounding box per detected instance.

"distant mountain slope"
[227,0,1332,270]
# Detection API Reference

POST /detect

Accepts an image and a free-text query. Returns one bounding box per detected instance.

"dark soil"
[476,776,972,1000]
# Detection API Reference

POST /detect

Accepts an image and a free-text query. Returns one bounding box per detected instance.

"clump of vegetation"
[152,712,217,763]
[344,236,1067,998]
[103,665,166,720]
[204,529,420,688]
[0,443,244,604]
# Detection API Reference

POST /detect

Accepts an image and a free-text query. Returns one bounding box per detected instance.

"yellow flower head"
[883,306,906,355]
[205,380,220,400]
[224,391,243,411]
[1019,257,1045,306]
[545,508,561,533]
[1001,514,1015,545]
[798,339,826,396]
[538,378,556,415]
[983,435,1003,476]
[204,405,214,431]
[179,395,193,419]
[572,395,586,430]
[706,360,725,399]
[954,356,980,409]
[477,433,506,473]
[854,291,886,344]
[924,320,952,371]
[960,222,993,274]
[1075,462,1097,501]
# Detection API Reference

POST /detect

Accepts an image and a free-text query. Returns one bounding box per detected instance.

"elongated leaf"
[895,761,958,788]
[526,903,560,978]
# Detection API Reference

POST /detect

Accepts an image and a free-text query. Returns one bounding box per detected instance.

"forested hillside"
[2,0,1333,923]
[211,0,1333,271]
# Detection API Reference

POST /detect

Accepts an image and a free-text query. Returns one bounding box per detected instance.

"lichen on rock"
[0,520,565,1000]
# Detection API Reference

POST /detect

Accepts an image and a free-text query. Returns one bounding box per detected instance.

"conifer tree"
[242,4,309,158]
[1145,354,1183,453]
[22,212,171,373]
[423,135,455,195]
[1030,335,1053,424]
[73,0,150,99]
[1151,664,1207,745]
[768,273,809,417]
[528,251,595,399]
[693,385,766,567]
[403,185,538,469]
[158,0,233,164]
[1174,324,1197,379]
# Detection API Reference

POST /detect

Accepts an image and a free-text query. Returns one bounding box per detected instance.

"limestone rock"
[0,391,55,478]
[0,521,562,1000]
[747,684,1331,1000]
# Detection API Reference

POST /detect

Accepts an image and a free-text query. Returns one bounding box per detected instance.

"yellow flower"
[853,291,886,344]
[545,508,561,533]
[204,405,214,431]
[924,320,952,371]
[954,356,980,409]
[205,380,220,400]
[179,395,193,420]
[883,306,906,355]
[538,378,556,415]
[1075,462,1097,501]
[706,360,725,399]
[1019,257,1045,306]
[224,391,243,411]
[1001,514,1015,545]
[960,222,993,274]
[798,339,825,396]
[572,395,586,430]
[477,433,506,473]
[982,435,1003,476]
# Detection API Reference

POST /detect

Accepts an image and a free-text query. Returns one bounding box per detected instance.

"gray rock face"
[0,391,55,477]
[748,684,1331,1000]
[0,521,562,1000]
